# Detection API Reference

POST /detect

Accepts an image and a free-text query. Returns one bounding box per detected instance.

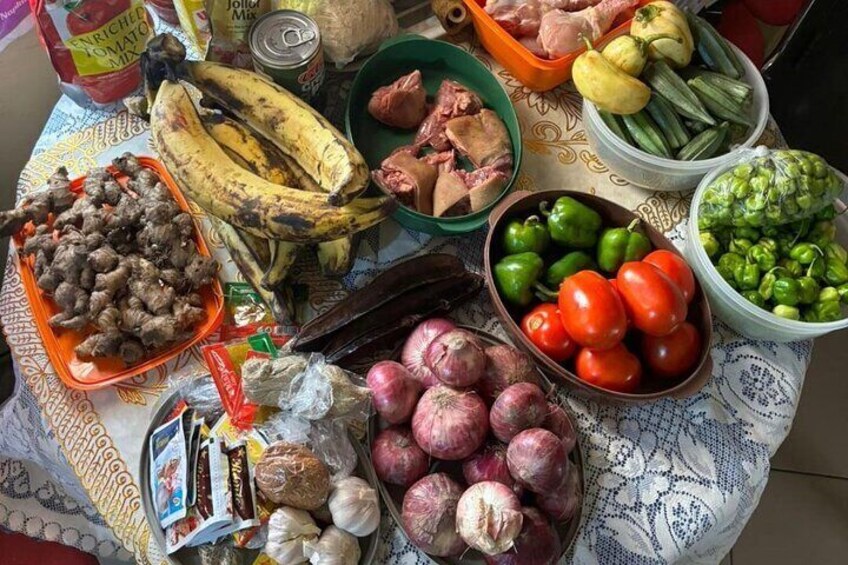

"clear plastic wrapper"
[698,147,844,230]
[242,354,309,407]
[180,376,225,424]
[287,354,370,421]
[309,420,357,482]
[274,0,398,67]
[258,411,312,445]
[197,540,240,565]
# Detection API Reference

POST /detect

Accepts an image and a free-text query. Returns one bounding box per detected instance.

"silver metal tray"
[367,326,585,564]
[139,378,380,564]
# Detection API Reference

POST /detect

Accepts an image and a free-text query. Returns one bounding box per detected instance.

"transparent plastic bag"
[258,411,312,445]
[274,0,398,67]
[287,355,370,421]
[242,354,309,407]
[698,147,844,230]
[254,442,331,510]
[309,420,357,482]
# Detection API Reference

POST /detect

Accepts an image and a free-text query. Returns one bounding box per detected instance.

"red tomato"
[720,0,765,69]
[608,278,632,328]
[575,343,642,393]
[642,322,702,379]
[643,250,696,304]
[742,0,805,26]
[521,303,577,362]
[558,271,627,350]
[67,0,129,36]
[616,262,687,337]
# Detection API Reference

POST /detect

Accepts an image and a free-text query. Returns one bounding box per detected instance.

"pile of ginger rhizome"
[0,152,219,365]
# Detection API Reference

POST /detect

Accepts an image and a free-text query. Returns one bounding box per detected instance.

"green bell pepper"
[789,243,823,265]
[502,215,550,255]
[819,287,840,303]
[742,290,766,309]
[773,305,801,320]
[544,251,597,288]
[540,197,602,249]
[778,258,803,278]
[700,232,721,258]
[494,252,545,306]
[804,301,843,323]
[808,220,836,248]
[824,258,848,286]
[596,219,652,272]
[825,242,848,264]
[747,244,777,271]
[734,260,761,291]
[728,238,754,255]
[796,276,820,305]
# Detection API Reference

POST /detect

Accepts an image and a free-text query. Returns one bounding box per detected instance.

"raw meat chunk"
[485,0,543,37]
[415,80,483,151]
[368,70,428,129]
[444,109,513,171]
[372,151,438,215]
[539,0,637,59]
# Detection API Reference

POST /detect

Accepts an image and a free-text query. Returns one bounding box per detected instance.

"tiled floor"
[729,329,848,565]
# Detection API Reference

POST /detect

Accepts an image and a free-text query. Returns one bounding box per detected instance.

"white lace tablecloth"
[0,23,809,565]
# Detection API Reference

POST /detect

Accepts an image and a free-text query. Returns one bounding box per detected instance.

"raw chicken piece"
[368,70,429,129]
[539,0,637,59]
[432,166,510,217]
[520,36,549,58]
[541,0,602,11]
[372,151,438,215]
[485,0,543,37]
[421,150,457,173]
[444,109,513,171]
[415,80,483,151]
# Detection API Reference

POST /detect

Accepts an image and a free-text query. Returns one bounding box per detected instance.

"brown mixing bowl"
[484,189,713,403]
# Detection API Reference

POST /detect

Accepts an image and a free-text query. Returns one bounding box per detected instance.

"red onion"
[402,318,456,388]
[506,429,568,494]
[462,443,522,497]
[412,385,488,460]
[424,329,486,387]
[478,344,540,404]
[489,383,548,443]
[484,507,561,565]
[366,361,421,424]
[535,466,581,522]
[456,481,524,556]
[542,402,577,454]
[371,426,429,487]
[401,473,467,556]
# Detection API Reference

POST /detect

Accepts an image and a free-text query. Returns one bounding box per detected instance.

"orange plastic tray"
[13,156,224,390]
[463,0,651,92]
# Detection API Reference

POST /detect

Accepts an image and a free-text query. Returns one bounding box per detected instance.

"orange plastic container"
[463,0,651,91]
[13,157,224,390]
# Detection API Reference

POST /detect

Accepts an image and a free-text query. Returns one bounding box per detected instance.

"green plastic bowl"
[346,35,522,236]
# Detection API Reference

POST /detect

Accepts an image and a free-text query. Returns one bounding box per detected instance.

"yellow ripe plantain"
[180,60,370,206]
[201,113,298,187]
[150,81,396,242]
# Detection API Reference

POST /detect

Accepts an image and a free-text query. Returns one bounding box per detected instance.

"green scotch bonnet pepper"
[494,252,546,307]
[502,215,550,255]
[597,219,652,273]
[540,197,602,249]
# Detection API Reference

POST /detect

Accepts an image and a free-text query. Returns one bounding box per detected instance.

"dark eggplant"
[291,253,466,352]
[323,272,484,364]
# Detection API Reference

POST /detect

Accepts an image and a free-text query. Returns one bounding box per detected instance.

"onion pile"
[402,318,455,388]
[367,319,582,562]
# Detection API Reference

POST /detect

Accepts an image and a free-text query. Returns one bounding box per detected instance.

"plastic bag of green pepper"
[698,148,844,230]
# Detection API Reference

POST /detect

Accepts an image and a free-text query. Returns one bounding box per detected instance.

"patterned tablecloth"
[0,26,810,565]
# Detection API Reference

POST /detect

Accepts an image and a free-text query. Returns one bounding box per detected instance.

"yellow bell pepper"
[631,1,694,68]
[572,38,650,115]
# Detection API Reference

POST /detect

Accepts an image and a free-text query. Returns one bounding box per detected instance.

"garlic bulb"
[328,477,380,537]
[265,507,321,565]
[304,525,361,565]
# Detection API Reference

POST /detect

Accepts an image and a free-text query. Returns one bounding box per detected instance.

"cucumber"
[688,77,753,127]
[598,110,633,144]
[642,61,716,126]
[680,67,753,105]
[685,11,744,79]
[622,111,673,159]
[645,93,691,149]
[677,122,729,161]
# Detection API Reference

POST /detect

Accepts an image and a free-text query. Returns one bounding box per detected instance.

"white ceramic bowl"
[686,164,848,342]
[583,44,770,192]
